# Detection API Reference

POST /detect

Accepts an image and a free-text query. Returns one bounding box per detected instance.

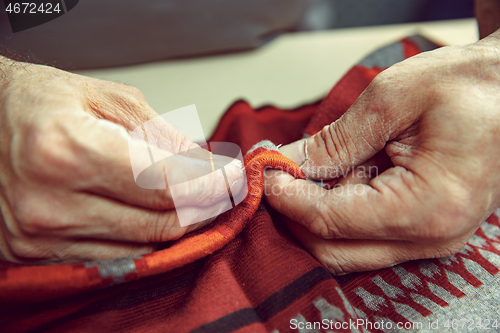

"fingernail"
[279,140,306,166]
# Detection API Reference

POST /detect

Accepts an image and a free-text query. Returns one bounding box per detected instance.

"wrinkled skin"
[264,26,500,274]
[0,58,243,263]
[2,5,500,267]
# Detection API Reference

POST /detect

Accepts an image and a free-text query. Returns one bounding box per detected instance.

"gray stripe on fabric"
[246,140,279,155]
[407,35,440,53]
[359,41,404,68]
[84,257,139,284]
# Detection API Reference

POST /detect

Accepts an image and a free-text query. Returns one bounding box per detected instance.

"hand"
[264,35,500,274]
[0,57,244,263]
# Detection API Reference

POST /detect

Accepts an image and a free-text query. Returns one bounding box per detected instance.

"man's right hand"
[0,56,244,263]
[264,35,500,274]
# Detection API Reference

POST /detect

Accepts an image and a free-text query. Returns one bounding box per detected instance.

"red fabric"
[210,101,318,153]
[0,148,306,303]
[305,65,383,136]
[1,38,499,332]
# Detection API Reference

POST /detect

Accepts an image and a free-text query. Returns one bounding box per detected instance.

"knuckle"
[321,124,347,160]
[318,119,380,179]
[146,212,180,243]
[313,125,350,179]
[116,85,149,111]
[363,72,389,101]
[10,190,39,235]
[9,237,45,260]
[308,216,333,239]
[92,83,152,127]
[11,191,61,236]
[16,209,49,236]
[369,71,388,90]
[16,119,74,180]
[124,85,146,101]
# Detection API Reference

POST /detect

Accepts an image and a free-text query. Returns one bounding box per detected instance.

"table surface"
[76,18,478,142]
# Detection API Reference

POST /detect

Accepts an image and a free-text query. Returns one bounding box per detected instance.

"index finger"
[264,164,465,242]
[32,113,244,211]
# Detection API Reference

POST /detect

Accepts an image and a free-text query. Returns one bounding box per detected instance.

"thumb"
[280,90,393,180]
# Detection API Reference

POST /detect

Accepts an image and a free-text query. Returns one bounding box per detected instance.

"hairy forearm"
[0,55,40,96]
[0,55,22,91]
[0,56,14,103]
[0,55,14,80]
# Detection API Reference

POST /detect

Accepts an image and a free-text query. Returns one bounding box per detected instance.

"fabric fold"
[2,35,500,333]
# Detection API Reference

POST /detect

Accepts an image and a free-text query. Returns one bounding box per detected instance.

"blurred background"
[299,0,474,30]
[0,0,475,69]
[0,0,478,139]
